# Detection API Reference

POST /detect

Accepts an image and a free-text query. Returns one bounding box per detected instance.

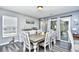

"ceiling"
[0,6,79,18]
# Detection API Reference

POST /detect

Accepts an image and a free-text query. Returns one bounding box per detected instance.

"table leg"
[33,42,37,52]
[49,41,52,51]
[49,38,53,51]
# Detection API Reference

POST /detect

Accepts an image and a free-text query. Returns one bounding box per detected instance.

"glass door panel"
[60,21,68,41]
[60,17,69,41]
[51,19,57,31]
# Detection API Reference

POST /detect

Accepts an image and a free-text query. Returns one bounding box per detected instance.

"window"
[2,16,17,37]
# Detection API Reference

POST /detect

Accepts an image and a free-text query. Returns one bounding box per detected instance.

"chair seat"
[39,42,49,47]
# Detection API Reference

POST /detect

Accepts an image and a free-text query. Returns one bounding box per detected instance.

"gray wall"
[0,8,39,45]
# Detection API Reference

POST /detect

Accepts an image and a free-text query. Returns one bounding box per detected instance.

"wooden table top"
[30,34,45,43]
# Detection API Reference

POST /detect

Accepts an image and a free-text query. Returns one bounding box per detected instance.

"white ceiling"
[0,6,79,18]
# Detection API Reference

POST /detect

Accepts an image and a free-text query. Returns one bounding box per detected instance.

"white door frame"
[60,17,75,52]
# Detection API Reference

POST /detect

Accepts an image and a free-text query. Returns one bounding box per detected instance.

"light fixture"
[37,6,43,10]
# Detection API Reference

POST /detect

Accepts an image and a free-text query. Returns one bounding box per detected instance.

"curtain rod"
[60,15,72,18]
[51,17,57,19]
[51,15,72,19]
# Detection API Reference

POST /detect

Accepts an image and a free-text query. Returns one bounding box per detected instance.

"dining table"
[29,34,45,52]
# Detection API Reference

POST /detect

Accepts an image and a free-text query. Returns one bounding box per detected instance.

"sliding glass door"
[60,16,75,51]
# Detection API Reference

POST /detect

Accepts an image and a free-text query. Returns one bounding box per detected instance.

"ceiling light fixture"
[37,6,43,10]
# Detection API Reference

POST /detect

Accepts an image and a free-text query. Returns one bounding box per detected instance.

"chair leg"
[29,49,31,52]
[44,46,46,52]
[23,46,26,52]
[28,46,31,52]
[37,46,39,52]
[54,38,56,45]
[48,44,50,51]
[23,43,26,52]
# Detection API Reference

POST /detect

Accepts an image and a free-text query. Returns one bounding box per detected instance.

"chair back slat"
[21,32,30,47]
[44,32,51,46]
[49,31,57,41]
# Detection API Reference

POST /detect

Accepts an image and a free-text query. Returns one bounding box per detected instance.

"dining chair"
[51,31,57,44]
[21,31,33,52]
[39,32,51,52]
[50,31,57,45]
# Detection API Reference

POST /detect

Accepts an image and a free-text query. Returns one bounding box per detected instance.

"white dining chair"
[51,31,57,45]
[21,31,33,52]
[39,32,51,52]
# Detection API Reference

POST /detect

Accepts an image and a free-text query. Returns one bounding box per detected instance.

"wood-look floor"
[0,41,71,52]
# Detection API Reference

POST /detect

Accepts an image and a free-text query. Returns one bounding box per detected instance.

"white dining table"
[30,34,45,52]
